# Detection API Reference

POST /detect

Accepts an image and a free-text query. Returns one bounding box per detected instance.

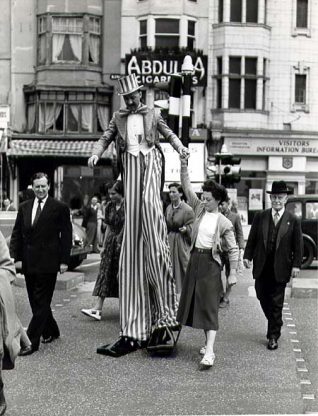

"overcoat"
[0,231,21,369]
[244,209,303,283]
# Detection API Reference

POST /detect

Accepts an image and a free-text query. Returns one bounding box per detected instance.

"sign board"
[225,137,318,156]
[110,74,123,80]
[0,105,10,129]
[125,53,208,87]
[162,142,205,185]
[249,189,263,211]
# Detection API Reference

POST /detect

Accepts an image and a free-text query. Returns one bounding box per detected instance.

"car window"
[306,202,318,219]
[286,202,302,218]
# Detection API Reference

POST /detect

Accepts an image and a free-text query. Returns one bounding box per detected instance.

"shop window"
[246,0,258,23]
[295,74,306,104]
[155,18,179,48]
[230,0,242,22]
[139,20,147,48]
[296,0,308,28]
[37,14,101,66]
[29,91,110,134]
[187,21,196,50]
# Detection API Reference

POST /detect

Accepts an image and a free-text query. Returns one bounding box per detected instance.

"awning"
[6,140,115,159]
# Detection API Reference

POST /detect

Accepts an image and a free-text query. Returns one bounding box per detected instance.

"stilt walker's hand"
[88,155,99,168]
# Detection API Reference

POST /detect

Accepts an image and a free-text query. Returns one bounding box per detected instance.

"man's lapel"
[276,211,290,249]
[25,199,34,229]
[262,210,271,249]
[33,196,53,229]
[115,112,127,140]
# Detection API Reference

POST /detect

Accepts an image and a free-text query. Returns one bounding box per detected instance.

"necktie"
[33,200,42,226]
[273,212,280,226]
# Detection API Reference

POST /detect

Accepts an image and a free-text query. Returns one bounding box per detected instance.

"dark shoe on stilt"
[96,337,139,357]
[267,338,278,350]
[147,325,180,355]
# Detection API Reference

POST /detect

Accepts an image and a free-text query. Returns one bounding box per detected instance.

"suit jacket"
[244,209,303,283]
[92,107,184,188]
[81,205,98,229]
[9,196,72,274]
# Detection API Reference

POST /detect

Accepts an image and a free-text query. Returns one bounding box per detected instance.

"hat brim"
[266,190,293,194]
[118,85,143,96]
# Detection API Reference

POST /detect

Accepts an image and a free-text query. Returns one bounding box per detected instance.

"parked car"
[285,194,318,268]
[0,211,92,271]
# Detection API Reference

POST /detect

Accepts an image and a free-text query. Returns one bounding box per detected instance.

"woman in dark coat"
[81,181,124,320]
[165,183,194,294]
[178,157,238,368]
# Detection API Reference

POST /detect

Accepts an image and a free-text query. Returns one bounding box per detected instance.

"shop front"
[224,133,318,225]
[6,136,116,210]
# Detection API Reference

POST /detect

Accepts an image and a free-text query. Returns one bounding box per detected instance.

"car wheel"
[301,239,314,269]
[68,257,83,271]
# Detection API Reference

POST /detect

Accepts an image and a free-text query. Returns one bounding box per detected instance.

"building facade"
[1,0,317,222]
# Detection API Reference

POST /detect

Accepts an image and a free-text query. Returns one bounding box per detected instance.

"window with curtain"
[139,20,147,48]
[37,14,101,66]
[229,57,241,108]
[155,18,179,48]
[33,91,110,134]
[245,57,257,109]
[296,0,308,28]
[52,17,83,63]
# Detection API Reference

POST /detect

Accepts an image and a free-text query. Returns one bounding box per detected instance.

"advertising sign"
[225,137,318,156]
[125,53,208,87]
[0,105,10,129]
[249,189,263,211]
[162,142,205,187]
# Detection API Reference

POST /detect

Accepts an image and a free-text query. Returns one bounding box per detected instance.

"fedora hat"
[117,74,143,96]
[266,181,292,194]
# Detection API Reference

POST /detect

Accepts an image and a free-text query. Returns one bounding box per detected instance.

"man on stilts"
[88,74,189,357]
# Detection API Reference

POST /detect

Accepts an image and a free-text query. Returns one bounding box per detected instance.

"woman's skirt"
[177,248,223,330]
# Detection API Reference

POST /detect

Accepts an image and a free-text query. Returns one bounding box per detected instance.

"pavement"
[3,259,318,416]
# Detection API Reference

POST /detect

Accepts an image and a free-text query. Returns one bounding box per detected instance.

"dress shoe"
[200,353,215,368]
[19,345,38,356]
[81,308,101,321]
[96,337,139,357]
[41,335,59,344]
[267,338,278,350]
[219,299,230,308]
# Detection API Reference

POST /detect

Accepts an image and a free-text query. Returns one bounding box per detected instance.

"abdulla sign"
[125,53,208,87]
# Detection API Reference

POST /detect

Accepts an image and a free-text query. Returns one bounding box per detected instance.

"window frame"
[154,18,180,49]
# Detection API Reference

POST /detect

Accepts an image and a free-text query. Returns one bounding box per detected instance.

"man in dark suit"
[10,172,72,355]
[243,181,303,350]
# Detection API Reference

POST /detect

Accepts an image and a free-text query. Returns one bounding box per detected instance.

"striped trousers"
[119,148,178,341]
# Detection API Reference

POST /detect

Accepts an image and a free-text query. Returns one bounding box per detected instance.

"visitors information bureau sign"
[125,53,208,87]
[225,137,318,156]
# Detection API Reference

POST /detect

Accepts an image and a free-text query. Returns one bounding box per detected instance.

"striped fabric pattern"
[119,148,178,341]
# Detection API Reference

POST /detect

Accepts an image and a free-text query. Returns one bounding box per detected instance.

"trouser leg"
[25,273,58,348]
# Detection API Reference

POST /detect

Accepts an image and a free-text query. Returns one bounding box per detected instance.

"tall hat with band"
[266,181,292,194]
[117,74,143,95]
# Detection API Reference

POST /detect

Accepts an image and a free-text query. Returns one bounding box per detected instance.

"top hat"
[266,181,292,194]
[117,74,143,96]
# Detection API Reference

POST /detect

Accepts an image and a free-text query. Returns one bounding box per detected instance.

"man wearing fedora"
[88,73,189,357]
[243,181,303,350]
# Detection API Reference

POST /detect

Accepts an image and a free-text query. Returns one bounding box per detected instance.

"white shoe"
[81,308,101,321]
[200,353,215,367]
[199,346,206,355]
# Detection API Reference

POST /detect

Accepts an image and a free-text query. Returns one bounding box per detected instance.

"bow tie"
[119,105,148,117]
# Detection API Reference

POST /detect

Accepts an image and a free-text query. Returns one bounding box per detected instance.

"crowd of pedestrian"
[0,73,303,414]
